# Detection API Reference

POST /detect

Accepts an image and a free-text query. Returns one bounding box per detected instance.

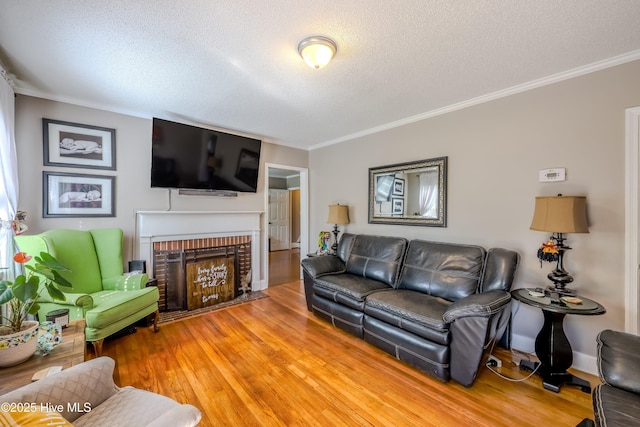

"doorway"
[264,164,308,287]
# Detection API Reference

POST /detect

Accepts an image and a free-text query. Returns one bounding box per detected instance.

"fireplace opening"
[153,237,251,312]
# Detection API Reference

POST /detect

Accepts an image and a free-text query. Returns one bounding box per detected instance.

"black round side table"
[511,288,606,393]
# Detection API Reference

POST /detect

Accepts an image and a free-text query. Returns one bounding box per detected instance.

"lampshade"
[298,36,337,69]
[530,195,589,233]
[328,204,350,225]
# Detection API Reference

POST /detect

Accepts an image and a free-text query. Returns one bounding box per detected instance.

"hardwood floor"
[98,280,596,427]
[268,248,301,286]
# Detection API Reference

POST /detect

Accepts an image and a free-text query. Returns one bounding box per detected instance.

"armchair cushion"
[87,289,159,329]
[593,384,640,427]
[0,357,201,427]
[596,329,640,393]
[592,329,640,426]
[74,386,201,427]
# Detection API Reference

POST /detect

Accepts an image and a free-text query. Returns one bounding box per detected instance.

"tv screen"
[151,118,262,193]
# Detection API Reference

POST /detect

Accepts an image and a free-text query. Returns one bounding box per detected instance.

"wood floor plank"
[96,280,596,426]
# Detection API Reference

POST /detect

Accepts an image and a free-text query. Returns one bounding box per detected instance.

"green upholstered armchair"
[14,228,159,355]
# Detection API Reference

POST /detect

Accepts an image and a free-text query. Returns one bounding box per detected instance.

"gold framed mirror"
[368,157,447,227]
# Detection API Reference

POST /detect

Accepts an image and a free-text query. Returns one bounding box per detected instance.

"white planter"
[0,320,39,367]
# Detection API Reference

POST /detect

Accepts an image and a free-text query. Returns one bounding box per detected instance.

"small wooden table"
[0,319,86,394]
[511,288,605,393]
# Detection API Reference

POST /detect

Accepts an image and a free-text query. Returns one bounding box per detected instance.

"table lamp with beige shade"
[530,194,589,295]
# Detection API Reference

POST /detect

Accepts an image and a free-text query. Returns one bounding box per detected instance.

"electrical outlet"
[486,355,502,368]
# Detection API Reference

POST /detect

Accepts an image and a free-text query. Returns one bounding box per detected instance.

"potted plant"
[0,251,71,367]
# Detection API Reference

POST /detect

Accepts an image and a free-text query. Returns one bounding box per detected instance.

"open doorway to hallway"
[266,165,308,287]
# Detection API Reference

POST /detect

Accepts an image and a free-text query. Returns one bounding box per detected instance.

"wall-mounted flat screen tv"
[151,118,262,193]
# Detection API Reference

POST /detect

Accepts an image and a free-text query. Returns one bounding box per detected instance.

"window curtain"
[418,170,438,218]
[0,65,18,287]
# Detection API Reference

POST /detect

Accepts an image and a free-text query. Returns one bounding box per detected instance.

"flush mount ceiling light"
[297,36,337,69]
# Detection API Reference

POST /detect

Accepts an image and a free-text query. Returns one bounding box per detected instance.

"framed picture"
[43,172,115,218]
[393,178,405,196]
[43,118,116,170]
[392,198,404,215]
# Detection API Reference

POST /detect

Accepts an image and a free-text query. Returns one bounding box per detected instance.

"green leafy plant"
[0,252,71,333]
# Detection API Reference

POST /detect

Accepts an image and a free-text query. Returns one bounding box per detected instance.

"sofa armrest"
[103,273,149,291]
[597,329,640,393]
[0,357,118,423]
[146,404,202,427]
[38,291,94,310]
[442,291,511,323]
[301,256,346,278]
[444,291,512,387]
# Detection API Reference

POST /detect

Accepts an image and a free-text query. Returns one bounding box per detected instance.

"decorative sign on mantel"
[186,257,235,310]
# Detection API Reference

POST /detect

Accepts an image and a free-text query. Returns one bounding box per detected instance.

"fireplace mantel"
[135,210,264,289]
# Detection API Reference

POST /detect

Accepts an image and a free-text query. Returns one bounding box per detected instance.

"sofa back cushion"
[337,233,357,263]
[399,240,485,301]
[346,235,407,287]
[480,248,520,293]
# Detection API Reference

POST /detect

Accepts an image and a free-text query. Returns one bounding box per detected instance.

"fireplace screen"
[186,257,235,310]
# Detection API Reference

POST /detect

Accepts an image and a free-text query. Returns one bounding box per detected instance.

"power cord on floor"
[485,358,541,382]
[484,338,542,382]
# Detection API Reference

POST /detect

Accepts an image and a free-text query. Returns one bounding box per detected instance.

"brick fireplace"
[153,236,251,311]
[135,211,263,311]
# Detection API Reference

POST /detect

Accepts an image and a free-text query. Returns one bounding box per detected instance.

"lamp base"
[331,224,340,255]
[544,233,578,297]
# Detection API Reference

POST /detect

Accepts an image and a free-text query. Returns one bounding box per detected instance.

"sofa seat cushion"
[85,288,159,329]
[314,274,392,311]
[364,290,451,345]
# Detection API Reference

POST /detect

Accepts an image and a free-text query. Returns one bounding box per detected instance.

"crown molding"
[310,49,640,151]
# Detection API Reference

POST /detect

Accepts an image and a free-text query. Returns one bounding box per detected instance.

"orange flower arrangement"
[537,239,559,266]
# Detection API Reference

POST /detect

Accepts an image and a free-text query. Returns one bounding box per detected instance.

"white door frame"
[263,163,309,288]
[625,106,640,334]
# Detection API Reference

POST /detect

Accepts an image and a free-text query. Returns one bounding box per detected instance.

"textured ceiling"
[1,1,640,151]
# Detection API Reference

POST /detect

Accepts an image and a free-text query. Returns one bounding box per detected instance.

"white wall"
[308,59,640,373]
[14,95,308,283]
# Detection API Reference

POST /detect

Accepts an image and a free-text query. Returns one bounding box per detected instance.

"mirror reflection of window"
[418,168,439,218]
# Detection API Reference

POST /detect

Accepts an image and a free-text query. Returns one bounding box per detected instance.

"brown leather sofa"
[301,233,519,387]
